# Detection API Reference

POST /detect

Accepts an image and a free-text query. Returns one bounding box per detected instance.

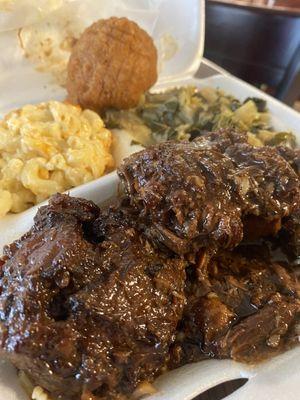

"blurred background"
[203,0,300,110]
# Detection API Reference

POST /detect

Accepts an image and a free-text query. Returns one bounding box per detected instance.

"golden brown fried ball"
[67,17,158,112]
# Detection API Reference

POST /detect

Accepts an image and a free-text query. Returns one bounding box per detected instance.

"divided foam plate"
[0,76,299,400]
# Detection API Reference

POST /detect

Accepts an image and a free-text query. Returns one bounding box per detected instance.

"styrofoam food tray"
[0,0,204,114]
[0,0,299,398]
[0,74,299,400]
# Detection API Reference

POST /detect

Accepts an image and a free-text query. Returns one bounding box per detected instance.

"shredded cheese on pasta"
[0,101,114,217]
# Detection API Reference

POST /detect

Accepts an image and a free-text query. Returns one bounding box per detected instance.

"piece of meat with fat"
[192,129,248,152]
[280,211,300,258]
[192,132,300,244]
[196,131,300,244]
[169,247,300,367]
[276,146,300,176]
[0,194,186,400]
[271,146,300,258]
[118,130,300,255]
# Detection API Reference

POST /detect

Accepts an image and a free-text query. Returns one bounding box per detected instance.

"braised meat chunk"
[280,210,300,258]
[274,146,300,257]
[192,129,249,152]
[170,247,300,367]
[119,131,300,255]
[0,194,186,399]
[276,146,300,176]
[1,127,300,400]
[119,141,244,254]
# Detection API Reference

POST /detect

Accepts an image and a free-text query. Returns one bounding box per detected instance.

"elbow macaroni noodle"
[0,101,114,217]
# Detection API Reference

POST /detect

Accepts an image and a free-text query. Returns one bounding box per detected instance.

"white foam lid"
[0,0,205,115]
[152,0,205,83]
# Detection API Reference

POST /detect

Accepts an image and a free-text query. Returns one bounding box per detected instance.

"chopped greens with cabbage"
[104,86,296,148]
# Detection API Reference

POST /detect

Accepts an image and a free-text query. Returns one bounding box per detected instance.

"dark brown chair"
[204,0,300,105]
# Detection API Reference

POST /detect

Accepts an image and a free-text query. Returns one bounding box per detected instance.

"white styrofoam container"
[0,1,299,400]
[0,0,205,114]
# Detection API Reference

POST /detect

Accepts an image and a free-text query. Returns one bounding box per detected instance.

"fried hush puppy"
[67,17,158,112]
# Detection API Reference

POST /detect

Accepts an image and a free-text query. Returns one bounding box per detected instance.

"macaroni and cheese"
[0,101,114,217]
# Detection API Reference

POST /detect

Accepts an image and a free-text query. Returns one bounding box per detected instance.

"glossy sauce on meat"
[170,245,300,367]
[0,194,186,399]
[119,130,300,255]
[0,130,300,400]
